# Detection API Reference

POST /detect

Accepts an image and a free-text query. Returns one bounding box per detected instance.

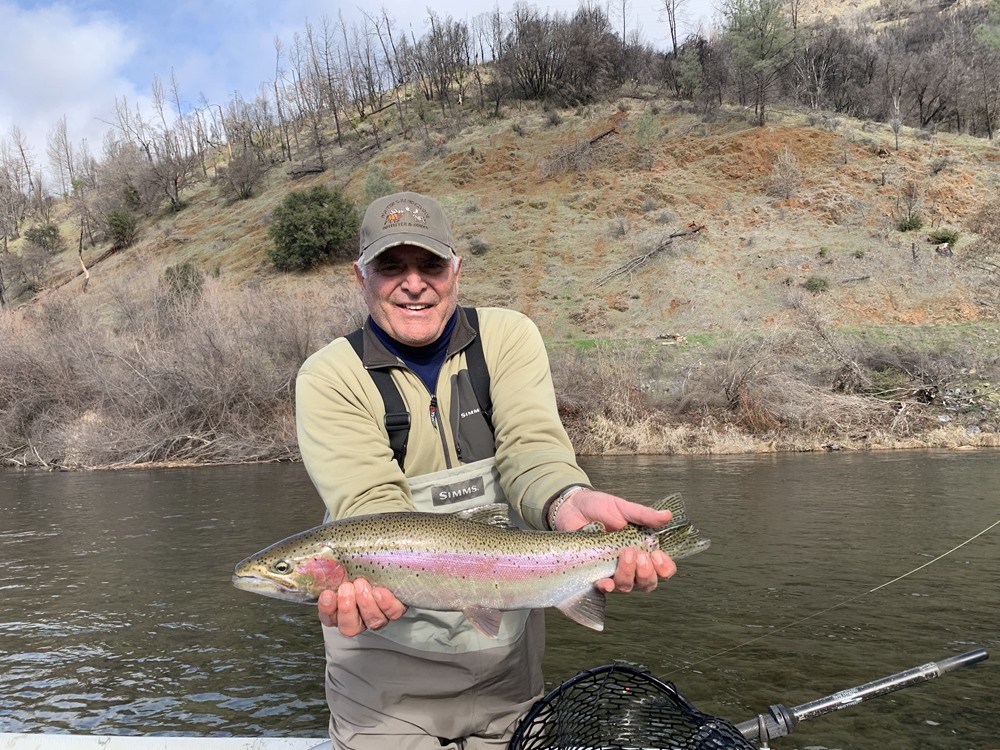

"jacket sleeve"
[481,308,591,529]
[295,339,413,521]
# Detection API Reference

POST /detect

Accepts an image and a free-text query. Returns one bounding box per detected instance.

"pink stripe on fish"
[354,549,612,579]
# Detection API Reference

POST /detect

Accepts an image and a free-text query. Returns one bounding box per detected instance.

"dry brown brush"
[0,275,362,468]
[552,324,999,455]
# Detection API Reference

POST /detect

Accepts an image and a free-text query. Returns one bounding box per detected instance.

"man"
[295,191,676,749]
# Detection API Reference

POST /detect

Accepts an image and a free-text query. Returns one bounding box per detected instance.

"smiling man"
[294,191,677,750]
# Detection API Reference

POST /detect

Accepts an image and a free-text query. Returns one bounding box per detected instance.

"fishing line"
[666,515,1000,676]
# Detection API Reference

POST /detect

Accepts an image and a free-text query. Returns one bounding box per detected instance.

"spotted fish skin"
[232,494,709,637]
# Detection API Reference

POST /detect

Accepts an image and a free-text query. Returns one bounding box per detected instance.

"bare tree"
[9,126,42,217]
[273,37,293,161]
[148,75,199,211]
[291,31,328,167]
[663,0,688,57]
[47,115,75,198]
[307,17,349,147]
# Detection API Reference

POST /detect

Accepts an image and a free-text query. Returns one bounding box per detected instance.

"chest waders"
[342,307,531,650]
[320,308,545,747]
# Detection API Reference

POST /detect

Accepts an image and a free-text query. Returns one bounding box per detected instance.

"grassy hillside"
[5,96,1000,467]
[31,98,1000,336]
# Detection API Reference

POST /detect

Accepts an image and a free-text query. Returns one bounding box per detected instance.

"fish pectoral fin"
[556,588,606,631]
[462,607,503,638]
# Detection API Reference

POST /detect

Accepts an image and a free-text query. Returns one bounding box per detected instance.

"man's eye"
[377,263,403,274]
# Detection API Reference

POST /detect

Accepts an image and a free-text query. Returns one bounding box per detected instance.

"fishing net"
[508,663,756,750]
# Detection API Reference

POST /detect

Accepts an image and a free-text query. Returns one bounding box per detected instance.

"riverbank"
[2,278,997,470]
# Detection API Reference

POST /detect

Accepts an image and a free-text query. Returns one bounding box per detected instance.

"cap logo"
[382,199,428,231]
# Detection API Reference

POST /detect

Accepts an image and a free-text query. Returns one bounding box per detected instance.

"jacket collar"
[359,306,476,369]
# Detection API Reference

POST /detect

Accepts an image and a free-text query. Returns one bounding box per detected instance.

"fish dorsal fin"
[555,587,606,631]
[456,503,515,528]
[462,606,503,638]
[579,521,606,533]
[650,493,689,530]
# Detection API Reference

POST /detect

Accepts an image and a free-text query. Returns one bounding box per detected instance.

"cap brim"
[359,235,454,265]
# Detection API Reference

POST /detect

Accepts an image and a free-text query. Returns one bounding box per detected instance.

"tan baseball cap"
[358,191,456,265]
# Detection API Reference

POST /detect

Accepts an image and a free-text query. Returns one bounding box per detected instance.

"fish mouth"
[231,574,316,604]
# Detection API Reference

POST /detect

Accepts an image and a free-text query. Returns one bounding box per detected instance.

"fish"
[231,494,710,638]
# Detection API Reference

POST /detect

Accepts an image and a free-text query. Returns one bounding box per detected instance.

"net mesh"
[508,664,756,750]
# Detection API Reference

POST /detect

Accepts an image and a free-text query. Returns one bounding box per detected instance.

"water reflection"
[1,452,997,747]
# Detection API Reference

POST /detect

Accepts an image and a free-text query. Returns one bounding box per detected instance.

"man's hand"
[553,488,677,594]
[318,578,407,636]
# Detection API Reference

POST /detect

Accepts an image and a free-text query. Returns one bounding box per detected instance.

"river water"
[1,451,997,749]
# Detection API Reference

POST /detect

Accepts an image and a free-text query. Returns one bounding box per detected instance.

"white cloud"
[0,2,141,168]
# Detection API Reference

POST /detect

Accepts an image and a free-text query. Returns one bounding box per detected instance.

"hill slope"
[35,100,999,342]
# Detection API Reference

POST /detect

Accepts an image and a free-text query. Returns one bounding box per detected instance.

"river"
[1,451,997,749]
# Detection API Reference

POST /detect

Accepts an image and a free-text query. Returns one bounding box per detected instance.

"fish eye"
[271,560,293,574]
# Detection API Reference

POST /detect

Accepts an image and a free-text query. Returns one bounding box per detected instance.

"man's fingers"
[651,550,676,580]
[337,582,364,637]
[373,587,407,621]
[318,588,338,628]
[319,580,405,636]
[354,578,387,630]
[613,548,637,592]
[624,506,673,529]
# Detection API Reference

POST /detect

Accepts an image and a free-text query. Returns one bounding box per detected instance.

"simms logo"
[431,477,486,506]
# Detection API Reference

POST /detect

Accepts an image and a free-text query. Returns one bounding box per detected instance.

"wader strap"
[462,307,494,435]
[346,329,410,469]
[345,308,493,470]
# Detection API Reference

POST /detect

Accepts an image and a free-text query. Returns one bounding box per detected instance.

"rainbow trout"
[232,494,709,638]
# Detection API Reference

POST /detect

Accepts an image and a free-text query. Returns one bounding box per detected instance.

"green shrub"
[468,237,490,256]
[897,214,924,232]
[929,227,959,246]
[364,166,396,203]
[162,262,205,303]
[268,186,359,271]
[106,209,139,249]
[24,224,61,252]
[804,275,830,293]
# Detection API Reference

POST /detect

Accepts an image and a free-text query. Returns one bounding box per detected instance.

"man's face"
[355,245,462,347]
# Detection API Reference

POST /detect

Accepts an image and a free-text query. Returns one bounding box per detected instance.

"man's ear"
[353,262,365,287]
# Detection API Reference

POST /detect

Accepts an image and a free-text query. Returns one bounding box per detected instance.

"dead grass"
[0,276,363,468]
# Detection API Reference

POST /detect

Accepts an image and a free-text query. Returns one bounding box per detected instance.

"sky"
[0,0,716,178]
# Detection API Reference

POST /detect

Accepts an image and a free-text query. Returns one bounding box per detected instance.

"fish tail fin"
[650,494,711,561]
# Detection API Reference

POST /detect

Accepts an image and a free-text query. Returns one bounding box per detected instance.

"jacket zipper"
[429,394,453,469]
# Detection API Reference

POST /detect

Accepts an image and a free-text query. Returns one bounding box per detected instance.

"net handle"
[735,648,989,741]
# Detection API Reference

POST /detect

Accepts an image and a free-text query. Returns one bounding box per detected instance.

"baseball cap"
[359,191,456,265]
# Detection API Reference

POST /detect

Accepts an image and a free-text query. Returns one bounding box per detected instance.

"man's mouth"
[399,303,432,311]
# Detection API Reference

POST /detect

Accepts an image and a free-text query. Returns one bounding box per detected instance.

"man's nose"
[400,268,426,291]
